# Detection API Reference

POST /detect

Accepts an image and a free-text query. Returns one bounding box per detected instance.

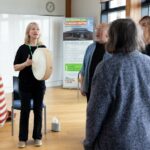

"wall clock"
[46,1,55,13]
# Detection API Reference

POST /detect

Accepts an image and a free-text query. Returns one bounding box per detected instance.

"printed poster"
[63,17,94,88]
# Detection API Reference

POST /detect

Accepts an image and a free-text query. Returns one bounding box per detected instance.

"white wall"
[0,0,65,93]
[0,14,64,93]
[72,0,100,25]
[46,17,64,87]
[0,0,65,16]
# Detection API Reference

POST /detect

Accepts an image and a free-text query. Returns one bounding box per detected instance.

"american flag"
[0,76,7,127]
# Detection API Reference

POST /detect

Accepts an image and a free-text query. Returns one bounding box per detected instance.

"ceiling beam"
[66,0,71,17]
[126,0,141,22]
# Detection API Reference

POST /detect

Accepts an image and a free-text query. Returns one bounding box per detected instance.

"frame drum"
[32,48,52,80]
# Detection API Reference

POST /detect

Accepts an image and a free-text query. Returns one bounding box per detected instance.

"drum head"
[32,48,52,80]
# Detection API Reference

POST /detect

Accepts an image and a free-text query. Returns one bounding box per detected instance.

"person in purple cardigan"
[84,18,150,150]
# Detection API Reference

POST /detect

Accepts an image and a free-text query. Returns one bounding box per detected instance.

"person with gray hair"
[80,23,110,102]
[84,18,150,150]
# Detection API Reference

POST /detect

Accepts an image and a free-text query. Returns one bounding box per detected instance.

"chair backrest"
[13,76,20,100]
[11,77,47,135]
[77,71,82,89]
[12,76,45,109]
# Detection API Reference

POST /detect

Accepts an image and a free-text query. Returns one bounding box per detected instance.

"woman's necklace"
[28,45,38,56]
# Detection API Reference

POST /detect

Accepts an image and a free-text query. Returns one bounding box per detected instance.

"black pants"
[19,89,45,141]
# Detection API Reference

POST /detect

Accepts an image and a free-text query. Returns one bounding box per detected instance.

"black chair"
[11,76,47,136]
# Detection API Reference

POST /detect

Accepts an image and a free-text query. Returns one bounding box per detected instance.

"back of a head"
[139,16,150,26]
[106,18,138,53]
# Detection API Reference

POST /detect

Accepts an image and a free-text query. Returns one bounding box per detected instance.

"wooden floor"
[0,87,87,150]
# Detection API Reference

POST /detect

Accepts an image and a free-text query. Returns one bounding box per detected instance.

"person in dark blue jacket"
[80,23,110,102]
[84,18,150,150]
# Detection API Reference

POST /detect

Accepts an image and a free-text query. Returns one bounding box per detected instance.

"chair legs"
[11,107,14,136]
[77,72,81,99]
[77,80,80,99]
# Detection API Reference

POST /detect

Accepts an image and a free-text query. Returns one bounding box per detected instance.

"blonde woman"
[14,22,46,148]
[139,16,150,55]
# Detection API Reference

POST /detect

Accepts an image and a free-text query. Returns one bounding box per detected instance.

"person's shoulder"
[96,57,111,71]
[85,42,96,52]
[88,42,96,47]
[103,51,112,61]
[17,44,27,51]
[139,50,150,60]
[96,53,118,73]
[19,44,28,49]
[38,45,46,48]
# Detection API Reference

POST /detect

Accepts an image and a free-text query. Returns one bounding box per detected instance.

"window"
[100,0,126,23]
[110,0,126,8]
[141,0,150,16]
[108,10,125,22]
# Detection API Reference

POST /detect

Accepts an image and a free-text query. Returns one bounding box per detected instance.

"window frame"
[100,1,126,23]
[141,0,150,16]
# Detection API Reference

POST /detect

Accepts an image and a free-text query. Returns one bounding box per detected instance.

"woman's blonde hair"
[24,22,43,45]
[139,16,150,45]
